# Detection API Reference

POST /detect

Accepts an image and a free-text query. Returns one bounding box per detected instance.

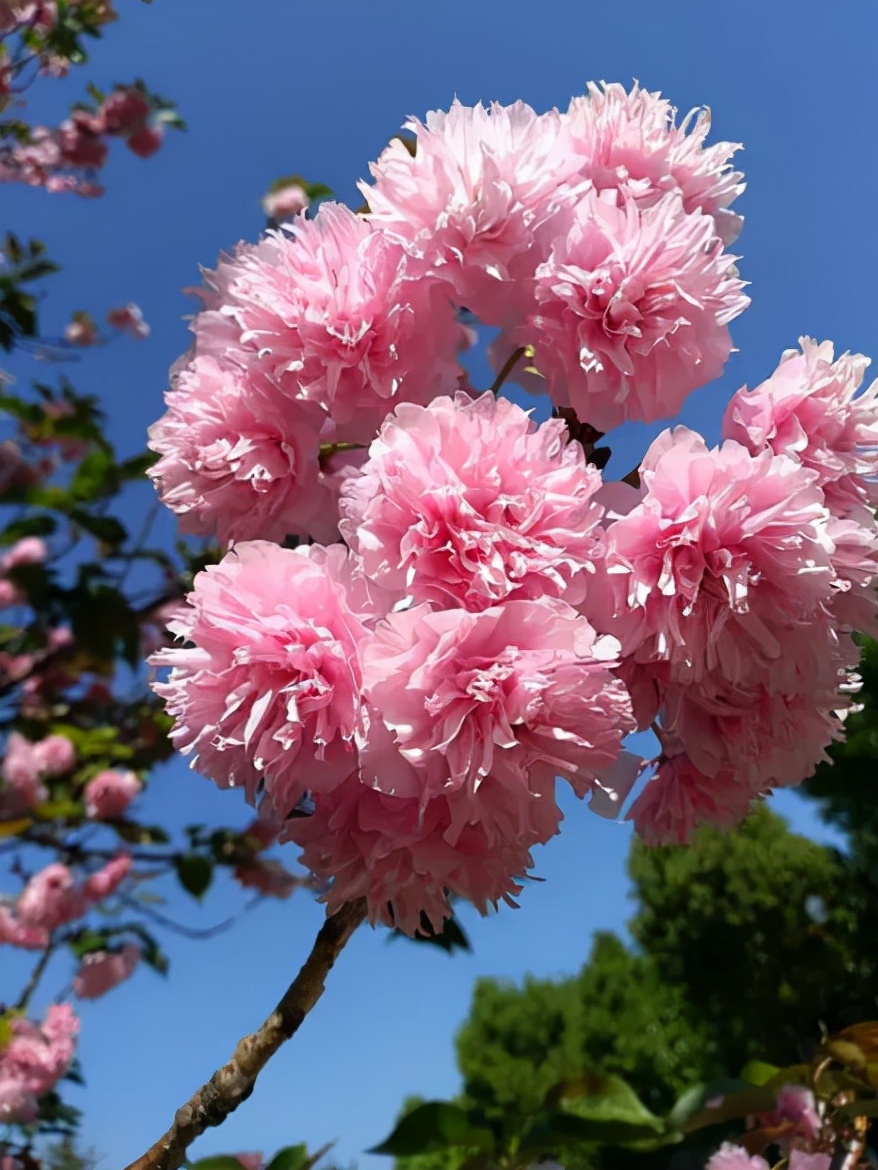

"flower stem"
[489,345,526,395]
[122,898,368,1170]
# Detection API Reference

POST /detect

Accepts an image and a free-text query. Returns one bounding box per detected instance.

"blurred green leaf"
[69,448,116,503]
[175,854,213,900]
[264,1145,312,1170]
[369,1102,494,1157]
[0,513,56,546]
[70,508,127,547]
[544,1072,663,1130]
[391,912,471,954]
[186,1160,247,1170]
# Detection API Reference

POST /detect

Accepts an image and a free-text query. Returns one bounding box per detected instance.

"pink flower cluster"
[149,86,876,928]
[0,853,132,949]
[614,342,877,843]
[0,1003,78,1124]
[149,86,746,548]
[0,84,164,196]
[363,86,748,430]
[153,395,635,933]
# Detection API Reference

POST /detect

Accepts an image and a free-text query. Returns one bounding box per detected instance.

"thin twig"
[489,345,526,394]
[15,940,56,1011]
[123,898,368,1170]
[117,891,264,941]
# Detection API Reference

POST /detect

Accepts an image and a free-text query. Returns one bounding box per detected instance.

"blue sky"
[3,1,876,1166]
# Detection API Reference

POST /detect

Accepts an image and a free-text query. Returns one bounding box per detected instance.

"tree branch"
[122,898,368,1170]
[14,939,56,1010]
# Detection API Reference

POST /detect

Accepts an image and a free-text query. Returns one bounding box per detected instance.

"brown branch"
[122,898,368,1170]
[14,939,56,1010]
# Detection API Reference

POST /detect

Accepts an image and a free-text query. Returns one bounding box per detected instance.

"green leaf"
[15,259,60,283]
[186,1159,248,1170]
[519,1111,666,1153]
[175,854,213,900]
[264,1145,312,1170]
[391,912,471,953]
[304,181,334,200]
[668,1079,779,1135]
[69,448,116,502]
[117,450,159,480]
[369,1102,495,1157]
[0,513,56,546]
[739,1059,783,1086]
[68,581,141,668]
[666,1079,749,1132]
[544,1072,663,1130]
[33,799,83,821]
[70,508,127,547]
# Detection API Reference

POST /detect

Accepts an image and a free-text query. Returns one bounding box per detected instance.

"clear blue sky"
[3,1,876,1166]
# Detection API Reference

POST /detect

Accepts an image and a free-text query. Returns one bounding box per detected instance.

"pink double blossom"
[188,202,465,443]
[362,99,583,325]
[627,740,756,846]
[723,338,878,520]
[361,599,634,807]
[149,354,342,546]
[604,427,835,693]
[496,192,748,431]
[562,81,745,244]
[341,393,606,613]
[287,774,556,935]
[152,542,373,820]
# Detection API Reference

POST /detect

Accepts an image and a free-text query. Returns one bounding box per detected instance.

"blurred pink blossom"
[705,1147,768,1170]
[234,859,303,899]
[262,181,309,221]
[100,87,150,135]
[81,852,132,901]
[0,1003,78,1124]
[73,943,140,998]
[64,312,97,346]
[127,123,163,158]
[106,301,149,339]
[83,768,142,820]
